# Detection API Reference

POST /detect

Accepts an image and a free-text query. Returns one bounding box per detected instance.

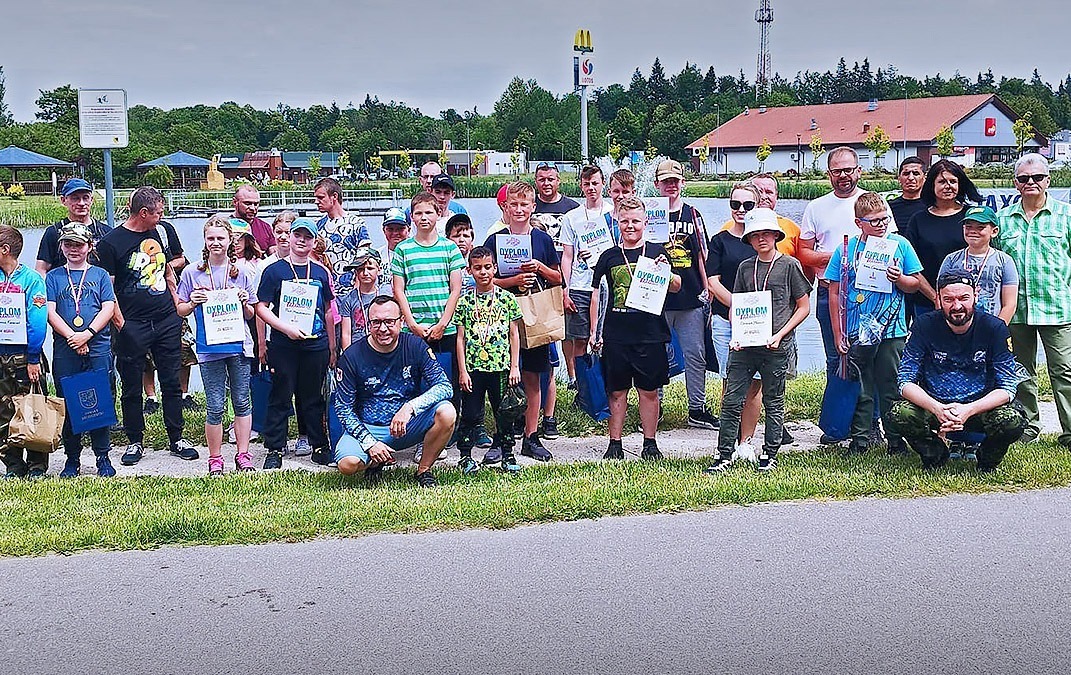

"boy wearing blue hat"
[256,218,336,468]
[938,206,1018,325]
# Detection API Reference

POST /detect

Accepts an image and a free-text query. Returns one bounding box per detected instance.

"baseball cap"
[57,222,93,244]
[962,205,998,227]
[430,174,455,191]
[445,213,472,235]
[343,246,382,270]
[937,267,976,289]
[496,184,509,207]
[654,160,685,181]
[290,218,319,236]
[61,178,93,197]
[382,207,408,227]
[742,207,785,243]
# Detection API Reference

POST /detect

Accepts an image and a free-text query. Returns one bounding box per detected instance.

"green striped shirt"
[996,195,1071,325]
[390,236,465,334]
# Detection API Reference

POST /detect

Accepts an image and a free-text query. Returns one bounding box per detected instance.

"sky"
[4,0,1068,122]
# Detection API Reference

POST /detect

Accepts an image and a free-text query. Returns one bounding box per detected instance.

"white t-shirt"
[799,188,897,279]
[559,201,614,291]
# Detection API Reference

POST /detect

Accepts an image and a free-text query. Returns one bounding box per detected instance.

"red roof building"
[686,94,1045,175]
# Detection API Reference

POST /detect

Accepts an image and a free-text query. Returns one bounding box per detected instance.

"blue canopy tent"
[0,145,77,195]
[138,151,211,189]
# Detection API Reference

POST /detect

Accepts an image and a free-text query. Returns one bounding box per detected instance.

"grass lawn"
[1,371,1063,557]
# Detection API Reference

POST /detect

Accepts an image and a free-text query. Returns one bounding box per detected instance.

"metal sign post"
[573,30,594,164]
[78,89,129,227]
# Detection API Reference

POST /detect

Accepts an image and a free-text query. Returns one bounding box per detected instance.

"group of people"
[1,149,1068,485]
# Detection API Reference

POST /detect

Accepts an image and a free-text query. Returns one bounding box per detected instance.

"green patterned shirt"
[996,196,1071,325]
[454,287,522,372]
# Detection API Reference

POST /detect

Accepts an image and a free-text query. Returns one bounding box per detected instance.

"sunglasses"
[828,167,859,177]
[729,200,756,212]
[1015,173,1049,184]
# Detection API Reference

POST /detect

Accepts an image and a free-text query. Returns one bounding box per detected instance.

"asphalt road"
[1,489,1069,675]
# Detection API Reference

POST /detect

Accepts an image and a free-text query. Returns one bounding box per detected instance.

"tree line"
[1,59,1070,186]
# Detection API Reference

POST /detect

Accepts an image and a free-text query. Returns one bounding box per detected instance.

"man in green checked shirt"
[995,153,1071,447]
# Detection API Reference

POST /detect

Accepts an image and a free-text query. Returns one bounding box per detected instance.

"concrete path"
[1,488,1068,674]
[45,401,1064,478]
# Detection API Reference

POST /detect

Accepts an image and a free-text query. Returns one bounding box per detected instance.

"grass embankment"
[0,195,107,229]
[1,372,1062,557]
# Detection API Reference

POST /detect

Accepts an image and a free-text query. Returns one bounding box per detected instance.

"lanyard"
[287,256,312,283]
[206,263,229,291]
[0,265,19,293]
[752,254,781,292]
[66,266,89,318]
[960,248,993,286]
[618,242,648,278]
[471,287,502,325]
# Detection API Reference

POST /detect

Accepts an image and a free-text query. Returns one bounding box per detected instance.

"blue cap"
[291,218,319,236]
[61,178,93,196]
[382,207,408,227]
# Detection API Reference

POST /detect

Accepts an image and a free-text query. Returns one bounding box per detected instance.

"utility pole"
[755,0,774,102]
[574,29,594,163]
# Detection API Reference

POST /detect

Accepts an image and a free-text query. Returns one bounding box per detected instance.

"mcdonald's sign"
[573,29,593,53]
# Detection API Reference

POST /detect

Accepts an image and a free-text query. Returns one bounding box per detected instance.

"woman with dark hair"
[903,159,983,316]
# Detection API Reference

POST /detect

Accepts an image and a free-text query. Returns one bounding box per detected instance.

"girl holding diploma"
[176,216,257,475]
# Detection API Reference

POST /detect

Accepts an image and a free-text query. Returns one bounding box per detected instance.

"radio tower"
[755,0,774,101]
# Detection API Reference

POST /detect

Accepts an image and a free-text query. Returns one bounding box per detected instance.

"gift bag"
[517,284,565,349]
[8,384,66,453]
[574,353,610,422]
[667,330,685,378]
[59,369,117,434]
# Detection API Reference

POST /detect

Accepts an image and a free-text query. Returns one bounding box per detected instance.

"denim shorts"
[333,400,451,463]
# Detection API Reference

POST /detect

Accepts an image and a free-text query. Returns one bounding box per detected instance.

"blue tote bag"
[60,369,118,434]
[667,330,685,378]
[574,353,610,422]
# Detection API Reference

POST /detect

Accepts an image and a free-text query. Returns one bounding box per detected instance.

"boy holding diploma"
[705,208,811,473]
[826,192,922,455]
[590,196,681,461]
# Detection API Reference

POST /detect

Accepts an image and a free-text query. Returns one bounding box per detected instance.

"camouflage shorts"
[887,398,1027,441]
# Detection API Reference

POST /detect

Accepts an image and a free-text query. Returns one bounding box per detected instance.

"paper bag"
[517,285,565,349]
[8,387,66,453]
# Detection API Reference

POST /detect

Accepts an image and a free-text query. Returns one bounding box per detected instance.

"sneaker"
[948,441,968,460]
[171,439,199,461]
[567,379,578,391]
[703,455,733,474]
[688,408,720,430]
[457,456,480,475]
[604,439,625,460]
[182,395,198,412]
[234,451,256,472]
[60,458,80,478]
[310,448,331,466]
[781,428,795,445]
[847,440,868,456]
[640,438,663,461]
[120,442,144,466]
[819,433,845,445]
[208,456,225,477]
[475,427,494,449]
[414,470,438,488]
[27,468,47,479]
[3,471,23,480]
[501,453,522,474]
[143,397,159,416]
[294,436,312,457]
[731,437,758,464]
[364,463,385,486]
[867,423,884,448]
[757,451,777,472]
[513,418,525,441]
[963,445,979,462]
[482,446,503,465]
[521,434,552,462]
[263,451,283,470]
[887,439,909,456]
[95,454,116,477]
[541,416,560,440]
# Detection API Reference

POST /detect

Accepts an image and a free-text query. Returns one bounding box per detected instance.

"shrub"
[6,184,25,200]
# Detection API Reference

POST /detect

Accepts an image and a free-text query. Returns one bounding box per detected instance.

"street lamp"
[711,103,720,175]
[796,133,802,179]
[558,140,565,163]
[605,129,613,165]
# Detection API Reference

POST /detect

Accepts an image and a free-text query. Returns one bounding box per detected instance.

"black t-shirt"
[533,195,581,251]
[888,195,927,235]
[705,229,756,320]
[591,243,671,344]
[37,218,112,269]
[904,206,967,312]
[96,222,184,321]
[663,203,707,311]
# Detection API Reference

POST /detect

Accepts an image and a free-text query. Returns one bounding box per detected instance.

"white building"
[686,94,1045,174]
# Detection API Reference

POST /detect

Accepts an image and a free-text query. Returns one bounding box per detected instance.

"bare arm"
[508,319,521,385]
[707,274,732,309]
[796,238,830,274]
[998,284,1018,325]
[392,274,422,335]
[894,271,922,294]
[771,293,810,348]
[341,315,352,351]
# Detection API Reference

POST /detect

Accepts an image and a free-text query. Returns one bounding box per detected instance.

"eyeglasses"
[369,317,401,329]
[729,200,756,212]
[1015,173,1049,184]
[859,216,892,227]
[828,167,859,177]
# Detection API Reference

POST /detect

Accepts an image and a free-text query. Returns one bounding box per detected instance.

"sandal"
[234,451,256,472]
[208,455,225,476]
